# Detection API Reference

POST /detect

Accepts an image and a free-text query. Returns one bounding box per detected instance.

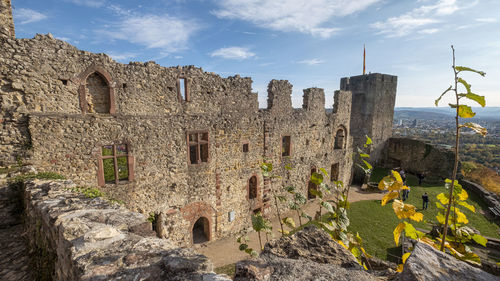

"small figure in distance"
[422,192,429,210]
[402,184,410,201]
[400,169,406,183]
[417,171,426,186]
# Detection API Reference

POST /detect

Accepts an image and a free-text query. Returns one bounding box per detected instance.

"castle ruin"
[0,0,397,246]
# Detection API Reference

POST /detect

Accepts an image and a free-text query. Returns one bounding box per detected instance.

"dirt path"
[196,185,384,267]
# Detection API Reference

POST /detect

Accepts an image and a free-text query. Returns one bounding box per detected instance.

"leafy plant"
[237,235,258,257]
[251,211,272,250]
[378,170,425,271]
[435,45,487,252]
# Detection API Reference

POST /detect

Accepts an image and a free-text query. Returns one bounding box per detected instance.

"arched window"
[78,66,115,115]
[334,128,345,149]
[248,176,258,199]
[86,72,110,113]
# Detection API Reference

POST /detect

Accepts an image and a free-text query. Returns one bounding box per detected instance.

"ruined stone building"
[0,0,397,246]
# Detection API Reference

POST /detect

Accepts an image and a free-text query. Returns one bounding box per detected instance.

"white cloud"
[212,0,381,38]
[475,18,496,23]
[210,47,256,60]
[298,58,324,65]
[103,14,199,53]
[13,8,47,24]
[370,0,467,37]
[106,52,137,61]
[66,0,105,8]
[418,28,439,34]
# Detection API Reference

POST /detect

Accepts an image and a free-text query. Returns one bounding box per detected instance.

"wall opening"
[178,78,189,101]
[86,72,110,113]
[248,175,257,199]
[331,163,339,182]
[308,168,318,199]
[188,131,209,164]
[100,144,131,185]
[282,135,291,156]
[334,128,345,149]
[192,217,210,244]
[242,143,249,153]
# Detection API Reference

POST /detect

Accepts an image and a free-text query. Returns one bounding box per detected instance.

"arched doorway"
[192,217,210,244]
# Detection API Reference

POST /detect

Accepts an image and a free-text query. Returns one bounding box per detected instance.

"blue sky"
[11,0,500,108]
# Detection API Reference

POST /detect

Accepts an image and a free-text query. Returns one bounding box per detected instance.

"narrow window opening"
[86,72,110,113]
[334,129,345,149]
[242,143,249,153]
[179,78,188,101]
[60,79,68,85]
[331,163,339,182]
[248,176,258,199]
[282,136,291,157]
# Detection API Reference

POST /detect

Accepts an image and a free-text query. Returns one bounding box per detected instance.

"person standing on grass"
[422,192,429,210]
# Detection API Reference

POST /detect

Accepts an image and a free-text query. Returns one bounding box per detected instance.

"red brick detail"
[215,173,221,207]
[165,208,177,215]
[180,201,214,244]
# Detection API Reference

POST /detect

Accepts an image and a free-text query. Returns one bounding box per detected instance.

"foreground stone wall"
[380,137,455,182]
[23,179,229,281]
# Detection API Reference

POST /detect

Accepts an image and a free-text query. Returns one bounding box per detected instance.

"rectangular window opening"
[282,136,291,157]
[179,78,187,101]
[101,144,130,184]
[242,143,249,153]
[187,131,209,165]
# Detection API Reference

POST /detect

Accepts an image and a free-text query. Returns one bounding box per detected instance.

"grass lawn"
[348,172,500,262]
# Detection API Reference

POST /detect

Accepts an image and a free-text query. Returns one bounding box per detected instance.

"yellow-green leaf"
[462,122,487,136]
[436,212,447,224]
[410,212,424,222]
[362,160,372,170]
[472,234,487,247]
[404,222,418,239]
[393,222,406,246]
[397,264,404,272]
[458,105,476,118]
[282,217,296,229]
[402,252,411,264]
[365,135,372,145]
[437,193,449,205]
[455,209,469,224]
[436,86,452,106]
[455,66,486,77]
[458,188,468,201]
[463,93,485,107]
[351,247,361,258]
[458,78,471,94]
[457,201,475,212]
[382,191,399,206]
[391,170,403,183]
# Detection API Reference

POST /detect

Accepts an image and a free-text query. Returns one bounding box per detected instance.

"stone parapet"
[23,179,229,281]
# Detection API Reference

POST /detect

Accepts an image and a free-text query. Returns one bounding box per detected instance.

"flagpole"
[363,44,366,75]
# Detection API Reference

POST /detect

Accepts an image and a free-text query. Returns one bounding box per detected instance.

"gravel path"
[197,185,384,267]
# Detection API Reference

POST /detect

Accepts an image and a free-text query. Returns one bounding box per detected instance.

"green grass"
[348,174,500,262]
[215,263,236,278]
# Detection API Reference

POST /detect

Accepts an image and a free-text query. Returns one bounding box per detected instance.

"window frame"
[97,143,134,186]
[187,130,210,165]
[248,175,258,200]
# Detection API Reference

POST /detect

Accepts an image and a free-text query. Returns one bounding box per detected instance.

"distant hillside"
[395,107,500,121]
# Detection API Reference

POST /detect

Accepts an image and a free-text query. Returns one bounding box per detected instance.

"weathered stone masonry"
[0,0,397,246]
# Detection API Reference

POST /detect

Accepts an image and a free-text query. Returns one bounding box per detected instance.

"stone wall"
[23,179,229,281]
[0,30,358,246]
[0,0,14,37]
[341,73,398,183]
[380,137,455,182]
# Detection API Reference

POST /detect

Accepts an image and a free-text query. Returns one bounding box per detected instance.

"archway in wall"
[86,72,110,113]
[192,217,210,244]
[308,168,318,199]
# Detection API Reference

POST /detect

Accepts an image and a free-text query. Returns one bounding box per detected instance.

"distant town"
[392,107,500,173]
